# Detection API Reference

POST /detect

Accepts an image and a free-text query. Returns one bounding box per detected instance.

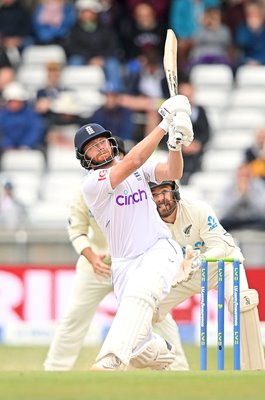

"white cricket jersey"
[168,197,244,260]
[81,161,172,258]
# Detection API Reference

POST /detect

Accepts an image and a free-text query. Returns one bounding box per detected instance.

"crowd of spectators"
[0,0,265,232]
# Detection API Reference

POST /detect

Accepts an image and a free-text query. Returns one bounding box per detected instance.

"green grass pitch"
[0,345,264,400]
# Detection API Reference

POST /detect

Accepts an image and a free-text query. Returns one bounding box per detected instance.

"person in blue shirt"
[235,0,265,68]
[0,82,46,164]
[89,82,134,142]
[32,0,76,45]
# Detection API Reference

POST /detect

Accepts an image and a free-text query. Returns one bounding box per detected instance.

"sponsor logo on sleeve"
[207,216,218,231]
[98,170,108,181]
[134,171,142,181]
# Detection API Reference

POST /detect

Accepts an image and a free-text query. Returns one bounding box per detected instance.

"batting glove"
[158,95,191,133]
[167,113,194,151]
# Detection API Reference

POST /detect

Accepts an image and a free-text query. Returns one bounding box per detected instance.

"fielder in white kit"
[149,180,265,370]
[44,139,189,371]
[74,94,196,371]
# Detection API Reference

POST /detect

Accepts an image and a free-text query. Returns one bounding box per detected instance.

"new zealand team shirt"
[81,161,172,258]
[167,197,244,261]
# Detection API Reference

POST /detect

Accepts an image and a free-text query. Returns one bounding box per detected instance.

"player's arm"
[109,95,193,189]
[196,201,229,259]
[68,189,111,277]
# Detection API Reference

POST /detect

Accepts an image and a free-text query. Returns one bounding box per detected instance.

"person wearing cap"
[0,81,46,160]
[72,91,195,371]
[64,0,123,89]
[44,137,189,371]
[149,180,265,370]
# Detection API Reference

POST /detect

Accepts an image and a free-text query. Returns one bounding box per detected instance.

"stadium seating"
[229,88,265,110]
[16,65,47,95]
[201,149,243,173]
[190,64,234,91]
[61,65,105,91]
[1,149,46,173]
[235,65,265,89]
[21,45,67,66]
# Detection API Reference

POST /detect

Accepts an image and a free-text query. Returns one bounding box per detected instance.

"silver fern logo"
[184,224,192,236]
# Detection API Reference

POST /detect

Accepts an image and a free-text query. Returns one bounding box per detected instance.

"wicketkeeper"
[149,180,265,370]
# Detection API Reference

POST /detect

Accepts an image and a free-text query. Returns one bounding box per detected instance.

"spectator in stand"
[35,61,65,116]
[0,82,46,160]
[0,44,15,94]
[177,73,211,185]
[169,0,221,70]
[186,6,232,72]
[244,127,265,181]
[219,163,265,231]
[64,0,123,89]
[221,0,247,39]
[45,90,84,148]
[89,82,134,142]
[0,180,28,230]
[234,0,265,68]
[32,0,76,46]
[123,0,170,24]
[122,50,167,141]
[120,2,167,64]
[0,0,33,66]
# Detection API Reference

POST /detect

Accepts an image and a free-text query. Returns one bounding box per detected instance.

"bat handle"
[175,131,183,141]
[172,112,183,141]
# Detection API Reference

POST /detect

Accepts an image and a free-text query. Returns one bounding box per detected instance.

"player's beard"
[90,148,113,169]
[156,198,177,218]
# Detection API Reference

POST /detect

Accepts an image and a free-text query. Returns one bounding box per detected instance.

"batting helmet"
[74,123,118,169]
[113,136,126,156]
[149,180,180,201]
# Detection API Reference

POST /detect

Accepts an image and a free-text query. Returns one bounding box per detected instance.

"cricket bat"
[163,29,182,140]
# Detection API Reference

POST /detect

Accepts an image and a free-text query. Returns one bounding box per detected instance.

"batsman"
[149,180,265,371]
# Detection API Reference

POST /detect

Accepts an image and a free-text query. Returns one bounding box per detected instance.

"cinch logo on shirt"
[116,189,147,206]
[98,170,107,181]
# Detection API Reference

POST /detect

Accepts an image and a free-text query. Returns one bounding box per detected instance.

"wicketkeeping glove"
[158,95,191,133]
[167,113,194,151]
[172,245,202,287]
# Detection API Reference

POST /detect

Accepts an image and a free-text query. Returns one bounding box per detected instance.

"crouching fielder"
[74,94,194,370]
[150,180,265,370]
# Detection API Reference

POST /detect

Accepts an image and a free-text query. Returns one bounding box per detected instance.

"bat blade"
[163,29,183,141]
[163,29,178,97]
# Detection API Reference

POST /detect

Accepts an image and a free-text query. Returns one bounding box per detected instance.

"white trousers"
[96,238,184,365]
[44,244,188,371]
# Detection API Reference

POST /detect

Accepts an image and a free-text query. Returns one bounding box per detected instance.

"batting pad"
[96,296,154,365]
[229,289,265,370]
[130,332,175,370]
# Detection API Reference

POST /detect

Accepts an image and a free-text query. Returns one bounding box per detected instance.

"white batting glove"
[167,113,194,151]
[158,95,191,133]
[167,123,182,151]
